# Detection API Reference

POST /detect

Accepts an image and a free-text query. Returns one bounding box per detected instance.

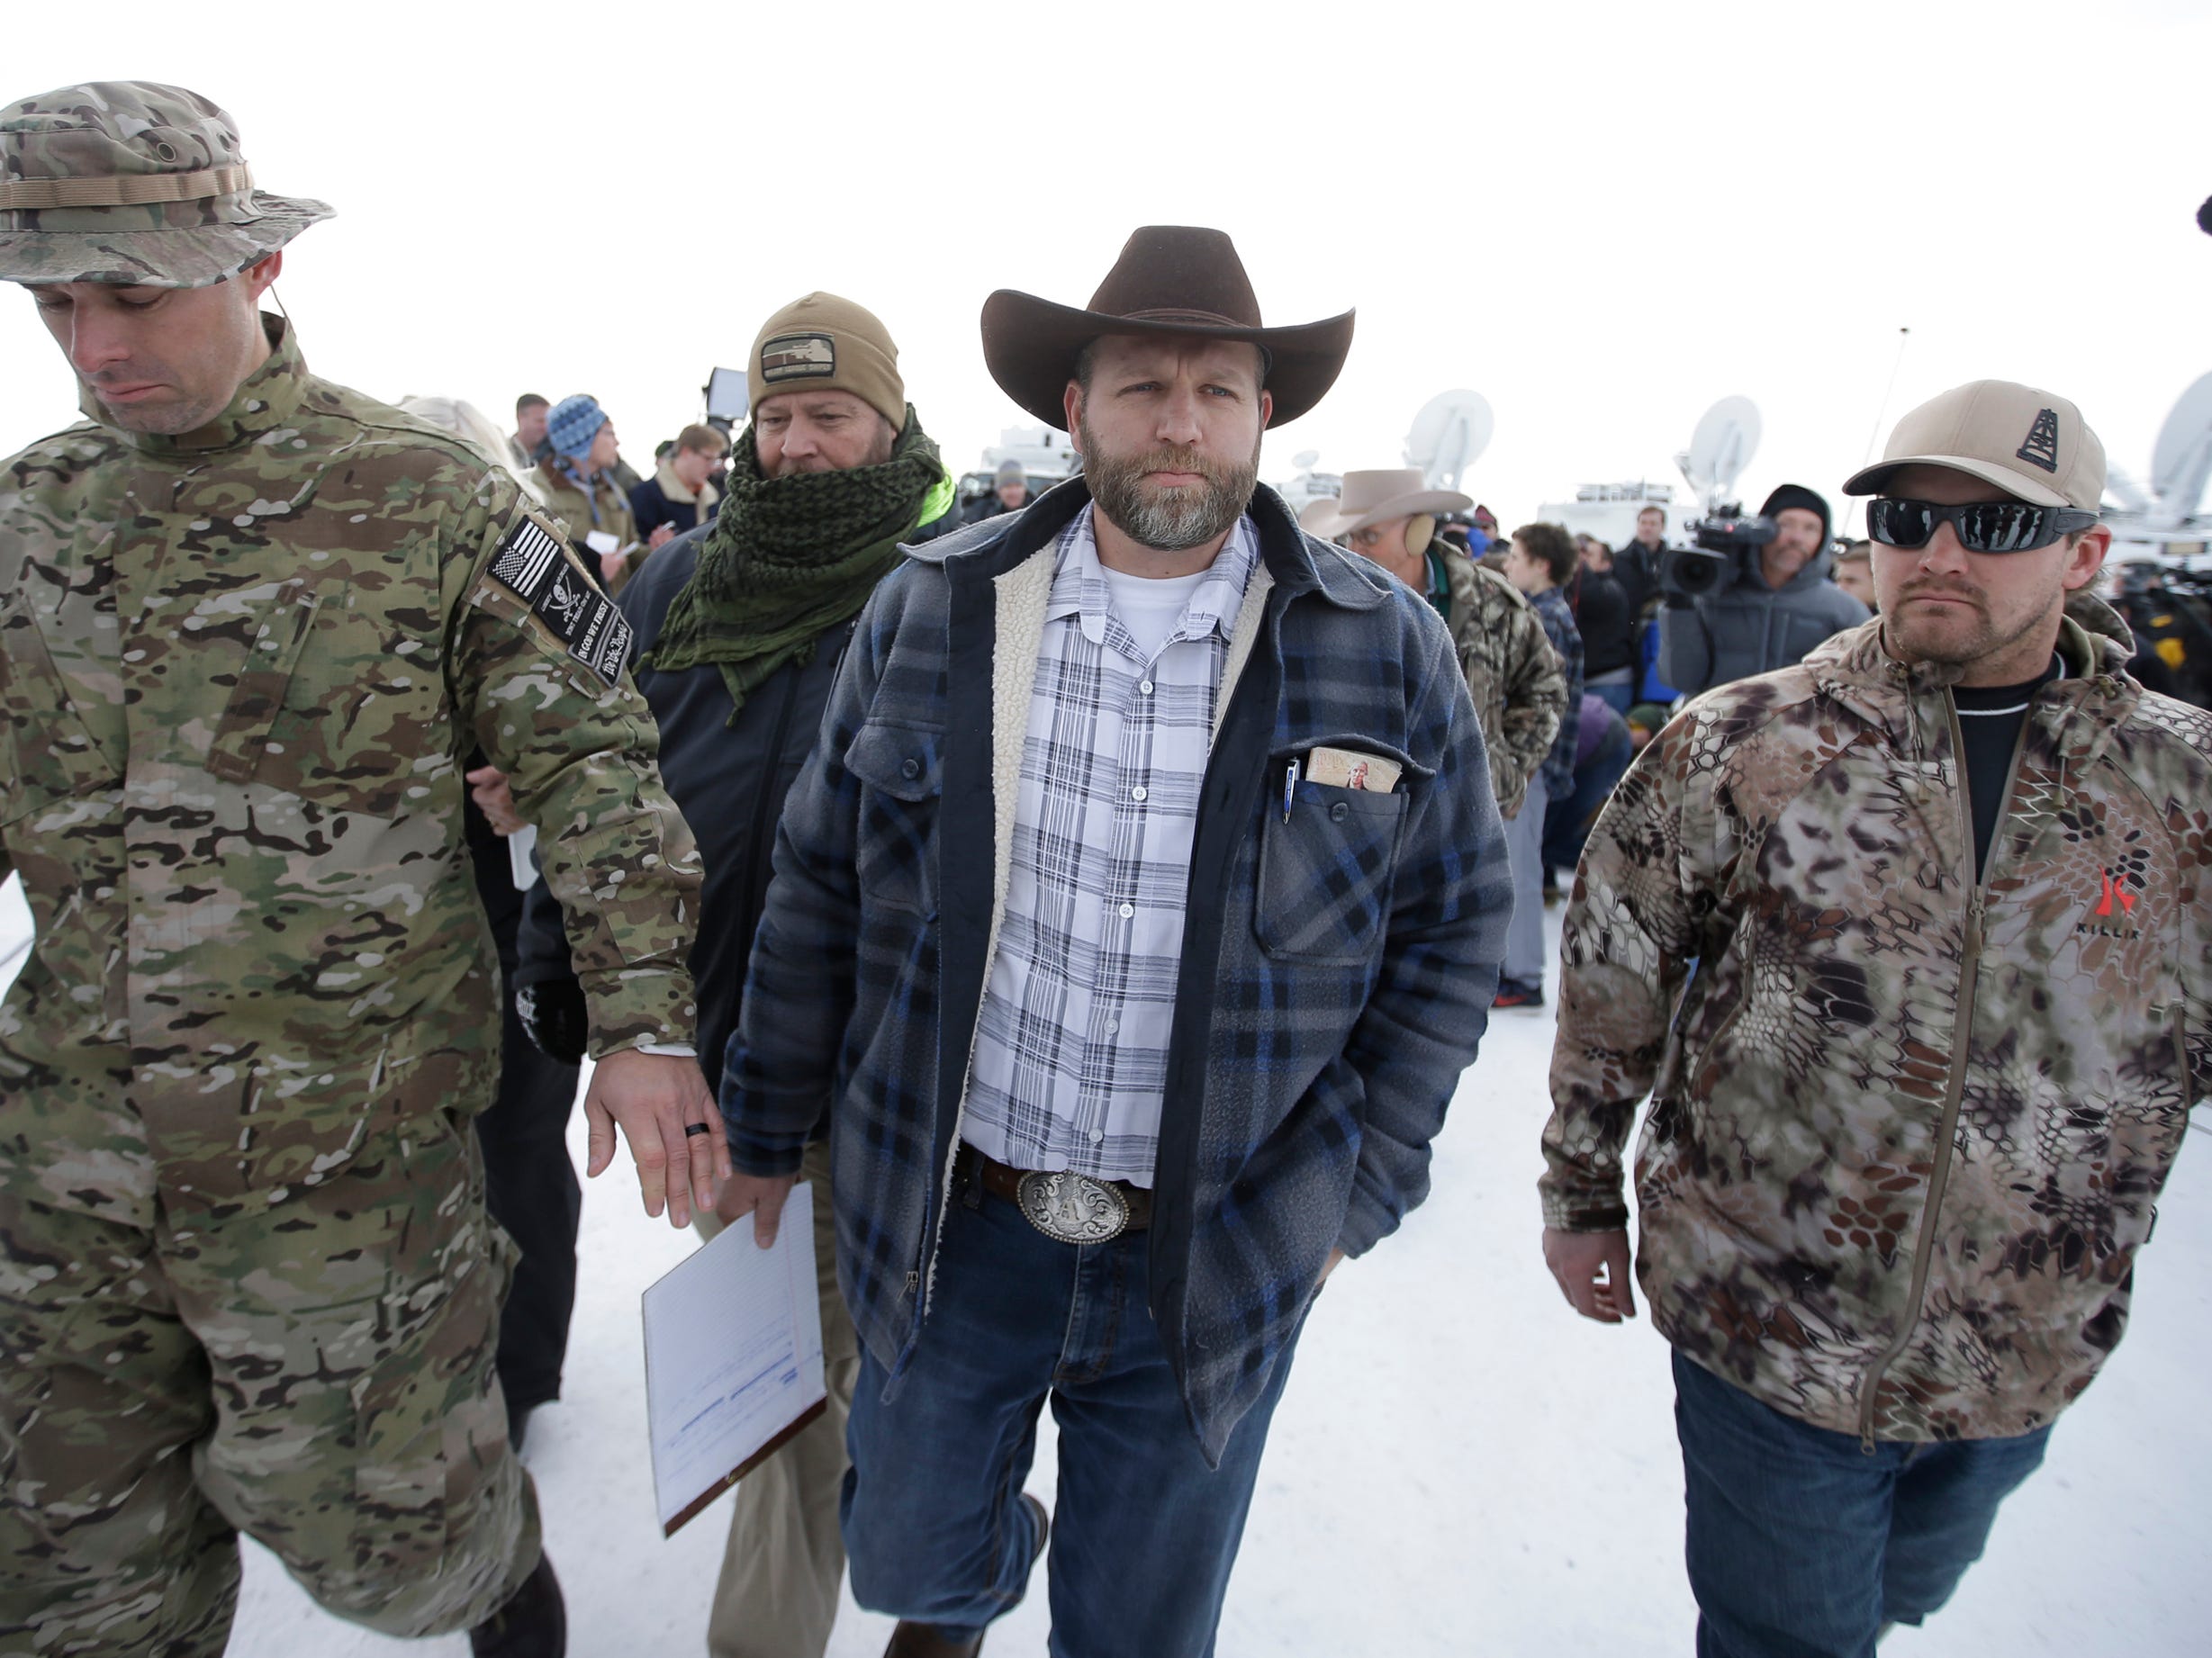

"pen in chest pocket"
[1282,757,1299,824]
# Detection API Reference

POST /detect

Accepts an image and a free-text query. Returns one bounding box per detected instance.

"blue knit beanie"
[546,394,608,460]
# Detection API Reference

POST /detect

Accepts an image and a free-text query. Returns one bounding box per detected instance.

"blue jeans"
[1587,675,1637,716]
[1673,1350,2051,1658]
[841,1167,1305,1658]
[1501,770,1549,985]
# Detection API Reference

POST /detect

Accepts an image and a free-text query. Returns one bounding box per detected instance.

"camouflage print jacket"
[1542,596,2211,1444]
[1440,542,1566,818]
[0,318,701,1222]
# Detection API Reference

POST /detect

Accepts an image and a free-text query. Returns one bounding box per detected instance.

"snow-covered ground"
[3,871,2207,1655]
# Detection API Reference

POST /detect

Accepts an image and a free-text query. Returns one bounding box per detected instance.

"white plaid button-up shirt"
[962,504,1260,1186]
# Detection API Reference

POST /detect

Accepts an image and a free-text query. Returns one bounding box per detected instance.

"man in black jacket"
[1574,536,1637,712]
[460,789,582,1459]
[627,421,728,545]
[515,292,957,1658]
[962,455,1032,523]
[1614,502,1667,618]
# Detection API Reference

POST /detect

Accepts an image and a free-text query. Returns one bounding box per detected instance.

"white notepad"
[640,1181,827,1536]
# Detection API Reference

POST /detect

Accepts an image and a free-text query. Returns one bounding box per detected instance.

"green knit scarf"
[646,408,944,717]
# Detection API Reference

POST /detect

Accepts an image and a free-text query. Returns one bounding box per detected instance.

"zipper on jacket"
[1852,692,2030,1451]
[2172,1001,2192,1104]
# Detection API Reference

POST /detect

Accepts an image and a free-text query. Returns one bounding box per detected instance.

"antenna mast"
[1845,328,1912,536]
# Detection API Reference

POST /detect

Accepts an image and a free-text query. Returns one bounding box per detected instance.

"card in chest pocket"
[1305,745,1402,794]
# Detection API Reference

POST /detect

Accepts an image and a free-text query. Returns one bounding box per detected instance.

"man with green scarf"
[514,291,957,1658]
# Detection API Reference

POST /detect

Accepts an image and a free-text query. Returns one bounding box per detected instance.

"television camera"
[1659,510,1776,600]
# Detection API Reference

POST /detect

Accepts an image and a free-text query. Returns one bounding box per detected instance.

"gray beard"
[1079,418,1259,553]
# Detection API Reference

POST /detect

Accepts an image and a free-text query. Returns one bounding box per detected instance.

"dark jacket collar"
[904,476,1388,612]
[89,312,306,458]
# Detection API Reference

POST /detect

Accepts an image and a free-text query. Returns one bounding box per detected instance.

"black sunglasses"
[1866,498,2099,554]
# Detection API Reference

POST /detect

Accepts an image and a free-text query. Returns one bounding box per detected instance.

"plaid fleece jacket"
[1544,597,2212,1444]
[1527,583,1584,797]
[724,480,1511,1463]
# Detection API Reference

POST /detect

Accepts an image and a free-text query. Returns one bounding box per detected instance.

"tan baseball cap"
[1842,380,2104,512]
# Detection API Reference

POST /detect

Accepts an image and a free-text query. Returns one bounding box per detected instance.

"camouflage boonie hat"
[0,80,331,289]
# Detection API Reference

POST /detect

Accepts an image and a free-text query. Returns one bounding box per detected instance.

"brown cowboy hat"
[980,226,1354,430]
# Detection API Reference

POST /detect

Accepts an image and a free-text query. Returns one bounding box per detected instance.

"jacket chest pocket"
[1256,778,1408,965]
[844,720,942,917]
[205,579,320,783]
[0,586,119,830]
[203,578,441,817]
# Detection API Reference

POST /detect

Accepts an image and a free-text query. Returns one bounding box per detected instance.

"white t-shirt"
[1099,563,1213,662]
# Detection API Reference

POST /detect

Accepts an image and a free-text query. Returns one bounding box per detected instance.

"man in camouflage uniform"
[1540,381,2212,1654]
[0,81,724,1657]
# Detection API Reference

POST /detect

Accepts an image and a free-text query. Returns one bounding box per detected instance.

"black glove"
[516,976,589,1065]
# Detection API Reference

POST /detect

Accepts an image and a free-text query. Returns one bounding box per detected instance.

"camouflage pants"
[0,1108,537,1656]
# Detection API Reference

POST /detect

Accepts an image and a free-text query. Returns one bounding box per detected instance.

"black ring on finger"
[683,1122,712,1139]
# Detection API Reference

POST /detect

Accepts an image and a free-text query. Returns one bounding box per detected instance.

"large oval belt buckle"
[1015,1169,1129,1244]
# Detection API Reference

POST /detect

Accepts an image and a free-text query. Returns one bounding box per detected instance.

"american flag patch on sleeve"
[489,511,635,688]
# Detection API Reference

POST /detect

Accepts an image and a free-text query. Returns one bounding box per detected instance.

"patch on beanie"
[2016,409,2061,474]
[760,332,837,383]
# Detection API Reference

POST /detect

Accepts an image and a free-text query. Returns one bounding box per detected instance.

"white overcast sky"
[6,0,2208,533]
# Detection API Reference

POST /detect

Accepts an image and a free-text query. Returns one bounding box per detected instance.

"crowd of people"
[4,77,2210,1658]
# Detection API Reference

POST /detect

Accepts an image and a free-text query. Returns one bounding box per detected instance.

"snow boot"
[1494,978,1547,1009]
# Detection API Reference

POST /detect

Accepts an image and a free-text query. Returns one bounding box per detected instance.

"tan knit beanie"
[747,293,906,428]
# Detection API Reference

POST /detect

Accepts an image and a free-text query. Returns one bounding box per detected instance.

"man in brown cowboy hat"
[0,80,723,1657]
[713,226,1513,1656]
[1304,468,1566,819]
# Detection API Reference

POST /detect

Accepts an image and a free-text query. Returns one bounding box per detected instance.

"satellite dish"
[2103,464,2153,518]
[1676,396,1762,511]
[1404,391,1494,493]
[2149,372,2212,520]
[1291,449,1320,471]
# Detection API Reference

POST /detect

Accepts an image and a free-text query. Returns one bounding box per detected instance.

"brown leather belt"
[960,1143,1152,1239]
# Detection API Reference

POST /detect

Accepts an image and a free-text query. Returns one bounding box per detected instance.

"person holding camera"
[1657,483,1869,698]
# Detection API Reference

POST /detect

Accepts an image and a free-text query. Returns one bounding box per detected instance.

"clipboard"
[641,1182,828,1536]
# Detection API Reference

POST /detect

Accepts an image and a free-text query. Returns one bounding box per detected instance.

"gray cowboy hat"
[0,80,331,288]
[980,226,1354,430]
[1299,469,1473,540]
